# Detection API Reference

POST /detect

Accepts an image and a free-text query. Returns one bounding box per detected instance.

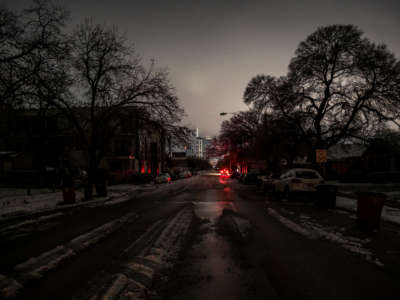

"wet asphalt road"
[163,174,400,300]
[2,173,400,299]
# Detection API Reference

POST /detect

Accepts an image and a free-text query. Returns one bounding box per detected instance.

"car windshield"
[295,170,319,179]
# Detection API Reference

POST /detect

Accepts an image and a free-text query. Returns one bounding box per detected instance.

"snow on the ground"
[0,176,198,221]
[0,174,203,221]
[0,185,152,220]
[145,205,193,265]
[0,212,64,235]
[90,205,195,300]
[385,191,400,202]
[267,208,317,238]
[299,219,383,267]
[266,207,383,267]
[0,212,138,299]
[0,188,84,220]
[336,196,400,226]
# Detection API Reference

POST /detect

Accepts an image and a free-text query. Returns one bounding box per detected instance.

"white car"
[274,168,324,201]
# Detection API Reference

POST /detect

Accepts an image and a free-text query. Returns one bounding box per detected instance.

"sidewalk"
[0,176,195,222]
[265,195,400,271]
[336,195,400,226]
[0,184,153,221]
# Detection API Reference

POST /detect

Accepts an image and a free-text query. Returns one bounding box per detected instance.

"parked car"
[155,173,171,184]
[178,170,192,179]
[241,173,260,185]
[169,169,180,181]
[260,175,276,192]
[273,168,324,201]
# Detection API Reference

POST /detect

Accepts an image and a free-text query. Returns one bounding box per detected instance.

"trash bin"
[356,192,386,231]
[62,186,75,204]
[314,184,338,208]
[61,172,75,204]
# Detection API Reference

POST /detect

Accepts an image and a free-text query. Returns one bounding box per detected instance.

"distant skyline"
[4,0,400,136]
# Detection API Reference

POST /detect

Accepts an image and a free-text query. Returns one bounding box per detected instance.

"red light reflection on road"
[219,177,228,184]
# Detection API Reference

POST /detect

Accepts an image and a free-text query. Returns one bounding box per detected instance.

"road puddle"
[170,189,251,300]
[192,188,236,222]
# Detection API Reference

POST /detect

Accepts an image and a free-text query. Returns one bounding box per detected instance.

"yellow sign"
[316,149,327,163]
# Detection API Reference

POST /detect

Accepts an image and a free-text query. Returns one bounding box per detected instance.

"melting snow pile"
[0,212,138,299]
[90,205,194,300]
[267,208,383,267]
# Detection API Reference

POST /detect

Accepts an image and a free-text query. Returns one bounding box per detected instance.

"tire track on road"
[0,212,138,299]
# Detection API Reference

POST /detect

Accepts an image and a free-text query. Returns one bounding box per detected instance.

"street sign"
[316,149,327,163]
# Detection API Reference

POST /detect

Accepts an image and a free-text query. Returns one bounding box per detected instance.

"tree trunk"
[85,149,98,200]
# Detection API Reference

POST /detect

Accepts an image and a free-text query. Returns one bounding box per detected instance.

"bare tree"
[244,25,400,158]
[33,19,184,195]
[0,0,69,107]
[219,110,262,158]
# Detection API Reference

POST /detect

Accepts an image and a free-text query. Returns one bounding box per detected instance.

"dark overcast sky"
[4,0,400,136]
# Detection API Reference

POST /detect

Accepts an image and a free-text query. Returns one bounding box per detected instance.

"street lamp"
[219,112,236,116]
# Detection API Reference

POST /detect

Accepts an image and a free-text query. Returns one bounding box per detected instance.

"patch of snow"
[68,212,137,251]
[267,207,384,267]
[336,196,357,212]
[281,208,295,215]
[336,196,400,226]
[384,191,400,201]
[15,245,75,280]
[3,212,137,297]
[107,184,142,192]
[299,214,311,220]
[93,206,194,299]
[0,187,139,220]
[0,178,196,221]
[327,144,366,161]
[148,206,193,264]
[102,274,128,300]
[300,219,384,267]
[103,194,131,206]
[267,208,317,238]
[125,262,154,278]
[0,189,86,220]
[0,212,64,234]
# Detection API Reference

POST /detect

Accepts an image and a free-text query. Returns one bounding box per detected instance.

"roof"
[328,144,366,161]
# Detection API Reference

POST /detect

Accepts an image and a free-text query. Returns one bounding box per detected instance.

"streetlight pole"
[219,112,236,116]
